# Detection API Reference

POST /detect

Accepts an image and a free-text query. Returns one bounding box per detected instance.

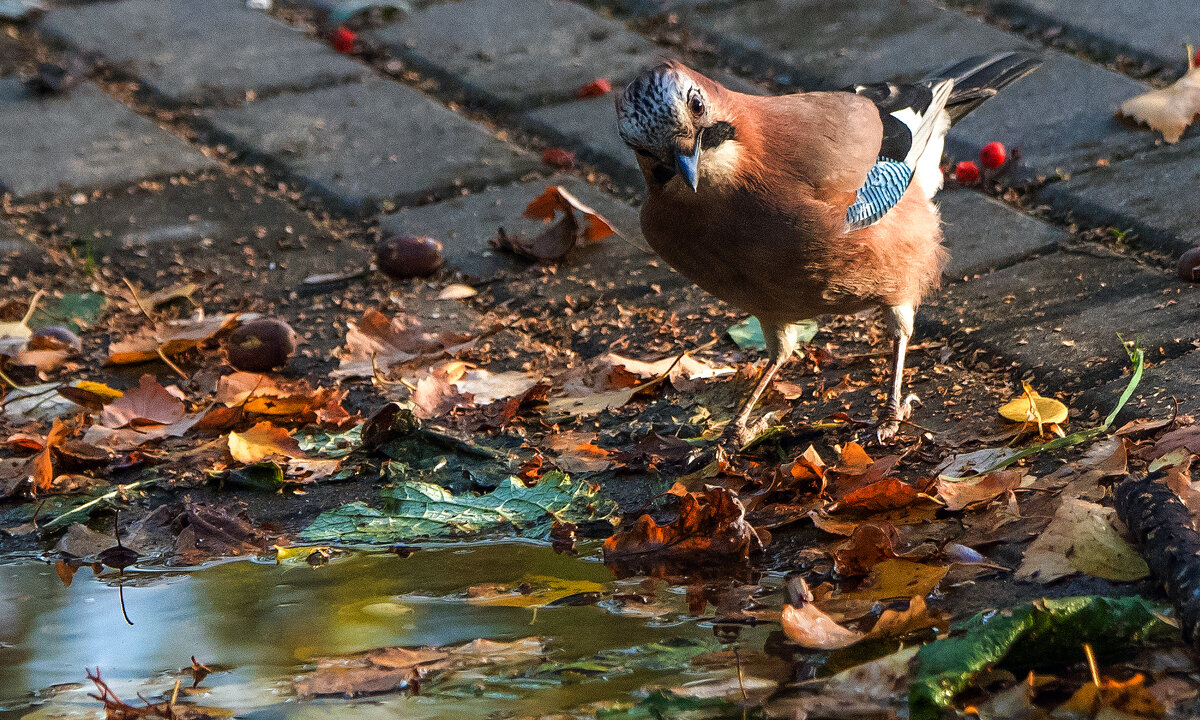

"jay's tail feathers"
[931,51,1043,123]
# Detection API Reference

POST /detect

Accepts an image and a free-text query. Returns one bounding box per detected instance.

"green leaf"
[726,317,815,354]
[533,638,716,680]
[29,292,106,332]
[300,472,616,543]
[595,690,758,719]
[223,461,285,491]
[299,425,362,458]
[909,595,1175,720]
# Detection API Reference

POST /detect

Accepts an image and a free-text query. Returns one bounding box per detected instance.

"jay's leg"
[724,357,786,444]
[719,320,797,452]
[876,304,920,443]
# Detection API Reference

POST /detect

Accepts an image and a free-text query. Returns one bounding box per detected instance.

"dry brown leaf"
[1120,45,1200,143]
[602,486,763,571]
[227,421,305,464]
[549,431,613,473]
[107,312,240,365]
[334,308,476,379]
[781,576,864,649]
[833,478,920,514]
[489,218,579,262]
[522,185,616,243]
[833,522,899,577]
[935,469,1025,511]
[100,374,186,428]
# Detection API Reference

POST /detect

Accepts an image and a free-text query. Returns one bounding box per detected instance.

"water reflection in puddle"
[0,543,782,719]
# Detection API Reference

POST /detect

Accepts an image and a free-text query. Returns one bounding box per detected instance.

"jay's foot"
[874,394,920,444]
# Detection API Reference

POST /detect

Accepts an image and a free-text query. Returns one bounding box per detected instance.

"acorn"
[224,318,296,372]
[29,325,83,352]
[1179,247,1200,283]
[376,235,443,280]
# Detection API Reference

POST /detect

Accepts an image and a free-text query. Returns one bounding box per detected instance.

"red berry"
[541,147,575,170]
[576,78,612,99]
[955,160,980,184]
[331,27,356,54]
[980,141,1007,169]
[1193,47,1200,68]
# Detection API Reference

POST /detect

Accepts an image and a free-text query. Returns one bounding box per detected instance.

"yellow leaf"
[999,383,1068,425]
[75,381,124,400]
[228,421,305,464]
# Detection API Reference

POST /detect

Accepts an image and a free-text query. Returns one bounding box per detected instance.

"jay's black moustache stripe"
[700,121,736,151]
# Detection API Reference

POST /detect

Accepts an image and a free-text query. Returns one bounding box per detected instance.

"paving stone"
[0,79,215,198]
[205,77,537,213]
[1038,137,1200,257]
[372,0,660,109]
[0,219,52,277]
[938,188,1065,278]
[1077,348,1200,426]
[40,0,370,105]
[922,247,1199,389]
[381,174,654,282]
[944,51,1155,180]
[41,177,370,294]
[680,0,1154,177]
[525,95,640,183]
[982,0,1200,74]
[683,0,1028,89]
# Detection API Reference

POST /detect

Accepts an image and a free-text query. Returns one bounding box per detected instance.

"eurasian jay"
[616,52,1041,445]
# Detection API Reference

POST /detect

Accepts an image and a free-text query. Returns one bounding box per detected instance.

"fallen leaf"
[936,469,1025,511]
[833,522,899,577]
[549,431,613,473]
[1055,669,1165,719]
[465,575,606,608]
[490,218,579,262]
[1120,44,1200,143]
[782,576,864,649]
[302,472,615,543]
[334,308,476,378]
[99,374,186,428]
[1016,497,1149,583]
[999,382,1069,426]
[603,486,763,570]
[228,422,305,464]
[523,185,616,243]
[106,312,240,364]
[410,366,472,419]
[436,283,478,300]
[833,477,920,514]
[575,77,611,98]
[544,375,665,417]
[452,368,540,405]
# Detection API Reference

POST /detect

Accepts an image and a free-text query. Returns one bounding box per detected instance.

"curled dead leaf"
[228,422,305,464]
[1119,44,1200,143]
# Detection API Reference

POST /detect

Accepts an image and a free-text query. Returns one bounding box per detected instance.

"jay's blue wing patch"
[845,158,913,231]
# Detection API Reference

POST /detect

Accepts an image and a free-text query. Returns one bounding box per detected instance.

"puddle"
[0,543,781,719]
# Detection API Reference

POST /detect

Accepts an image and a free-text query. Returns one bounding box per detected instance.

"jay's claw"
[874,394,920,444]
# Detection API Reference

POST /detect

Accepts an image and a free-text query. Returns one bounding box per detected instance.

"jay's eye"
[688,95,704,116]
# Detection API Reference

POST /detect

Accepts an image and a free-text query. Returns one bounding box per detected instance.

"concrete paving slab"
[40,0,370,105]
[682,0,1028,89]
[204,77,538,213]
[372,0,660,109]
[922,247,1198,389]
[41,177,371,295]
[1038,137,1200,258]
[0,79,214,198]
[1077,348,1200,426]
[938,188,1065,278]
[945,51,1155,180]
[982,0,1200,75]
[524,95,641,184]
[380,174,654,282]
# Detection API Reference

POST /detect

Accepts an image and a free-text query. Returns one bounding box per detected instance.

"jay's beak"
[673,138,702,191]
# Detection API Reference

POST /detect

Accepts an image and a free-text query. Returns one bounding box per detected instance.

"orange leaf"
[522,186,616,243]
[833,522,899,577]
[227,422,305,464]
[602,486,763,572]
[834,478,920,514]
[935,469,1025,511]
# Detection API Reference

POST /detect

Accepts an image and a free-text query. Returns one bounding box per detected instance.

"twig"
[42,479,154,530]
[155,347,189,382]
[121,277,154,321]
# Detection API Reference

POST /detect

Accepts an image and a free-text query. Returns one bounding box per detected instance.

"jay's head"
[617,62,719,191]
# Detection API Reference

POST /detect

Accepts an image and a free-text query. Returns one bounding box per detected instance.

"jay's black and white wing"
[843,51,1041,232]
